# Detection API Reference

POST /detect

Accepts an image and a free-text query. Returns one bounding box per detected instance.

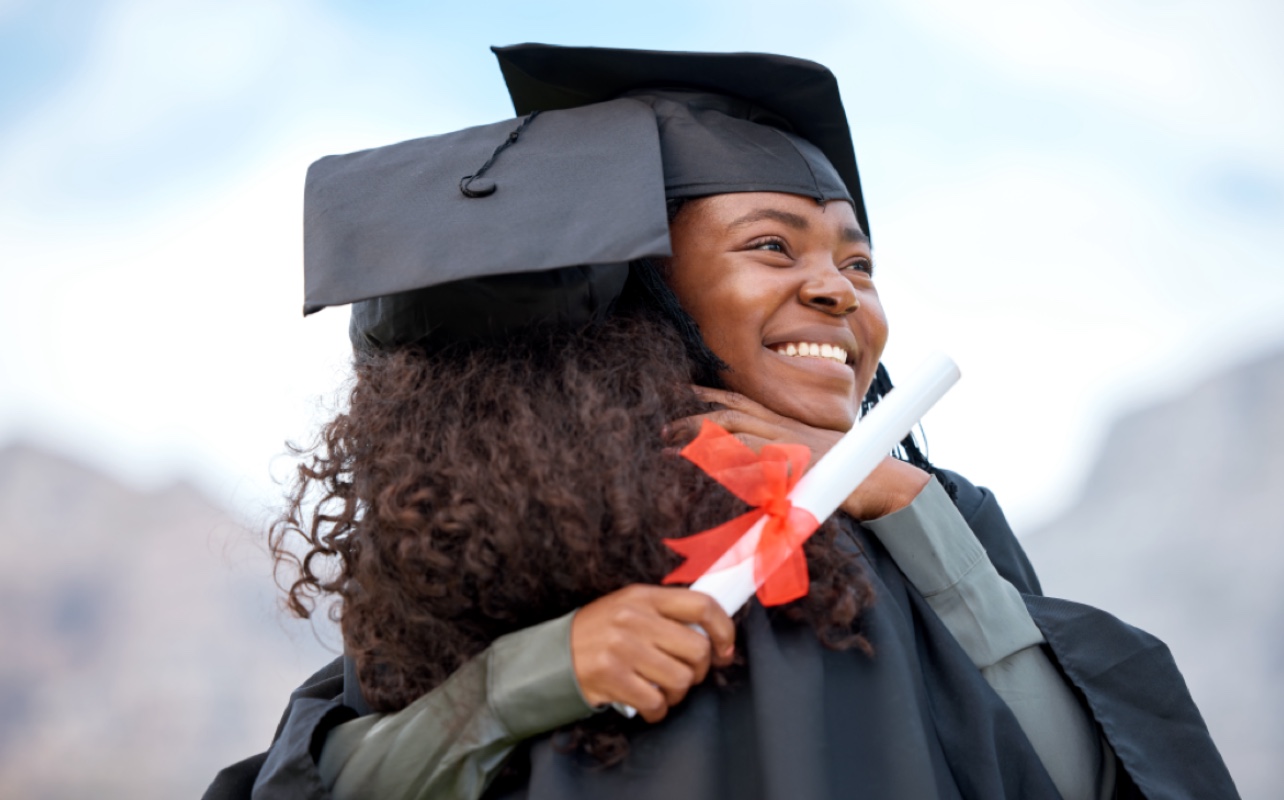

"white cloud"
[2,0,1282,530]
[0,146,352,511]
[899,0,1284,151]
[0,0,485,233]
[0,0,468,509]
[873,144,1284,523]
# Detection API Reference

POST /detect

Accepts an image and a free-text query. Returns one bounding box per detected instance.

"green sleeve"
[864,480,1116,800]
[316,610,595,800]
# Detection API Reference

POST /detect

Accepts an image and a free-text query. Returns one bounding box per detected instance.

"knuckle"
[611,605,639,626]
[659,663,693,690]
[708,606,730,628]
[719,390,749,408]
[694,650,712,673]
[676,665,695,687]
[603,629,629,654]
[707,618,730,642]
[643,694,667,715]
[720,408,747,425]
[587,651,616,678]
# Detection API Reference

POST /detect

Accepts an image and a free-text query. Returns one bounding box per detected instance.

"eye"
[843,257,874,276]
[748,236,788,255]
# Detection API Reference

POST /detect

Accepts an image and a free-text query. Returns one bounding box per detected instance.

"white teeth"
[772,342,850,364]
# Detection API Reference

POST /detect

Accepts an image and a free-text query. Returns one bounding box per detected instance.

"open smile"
[768,341,852,366]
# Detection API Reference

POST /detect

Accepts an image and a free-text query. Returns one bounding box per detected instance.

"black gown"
[205,471,1240,799]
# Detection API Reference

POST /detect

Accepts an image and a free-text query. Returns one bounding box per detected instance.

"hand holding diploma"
[570,586,736,723]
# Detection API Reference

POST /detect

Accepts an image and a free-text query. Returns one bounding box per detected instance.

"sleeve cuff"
[864,479,985,594]
[864,480,1044,669]
[488,610,596,739]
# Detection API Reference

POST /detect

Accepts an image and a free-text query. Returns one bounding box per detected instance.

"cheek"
[680,293,738,361]
[673,272,771,364]
[853,297,889,389]
[864,302,889,352]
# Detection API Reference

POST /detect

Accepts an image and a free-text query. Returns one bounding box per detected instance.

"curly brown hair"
[270,306,875,765]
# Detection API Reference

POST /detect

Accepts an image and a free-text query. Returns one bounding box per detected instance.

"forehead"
[677,192,866,243]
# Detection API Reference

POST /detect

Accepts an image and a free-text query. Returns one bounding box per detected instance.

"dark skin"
[572,193,929,721]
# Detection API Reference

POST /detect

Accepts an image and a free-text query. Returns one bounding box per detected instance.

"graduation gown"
[203,471,1239,799]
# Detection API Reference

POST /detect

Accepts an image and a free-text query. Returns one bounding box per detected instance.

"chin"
[783,402,858,433]
[820,413,858,433]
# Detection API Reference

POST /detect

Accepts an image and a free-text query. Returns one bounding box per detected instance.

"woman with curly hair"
[206,45,1238,800]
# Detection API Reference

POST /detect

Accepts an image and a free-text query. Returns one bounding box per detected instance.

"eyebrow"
[841,226,870,246]
[727,208,810,231]
[727,208,870,246]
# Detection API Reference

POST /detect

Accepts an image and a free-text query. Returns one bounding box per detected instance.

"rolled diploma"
[614,352,960,716]
[692,351,961,614]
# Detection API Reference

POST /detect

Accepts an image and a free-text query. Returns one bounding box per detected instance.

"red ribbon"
[662,420,821,606]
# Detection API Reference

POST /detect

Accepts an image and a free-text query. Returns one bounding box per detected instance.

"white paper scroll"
[691,351,961,614]
[614,352,961,717]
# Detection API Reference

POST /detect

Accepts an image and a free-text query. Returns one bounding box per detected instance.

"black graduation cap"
[304,44,869,350]
[303,98,671,348]
[492,43,870,238]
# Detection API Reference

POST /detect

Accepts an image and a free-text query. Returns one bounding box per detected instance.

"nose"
[799,262,859,316]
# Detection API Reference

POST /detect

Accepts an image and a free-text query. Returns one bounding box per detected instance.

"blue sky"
[1,0,1281,528]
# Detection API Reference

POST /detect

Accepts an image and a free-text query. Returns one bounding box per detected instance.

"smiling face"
[665,192,888,432]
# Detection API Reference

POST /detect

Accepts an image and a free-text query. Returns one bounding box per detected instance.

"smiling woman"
[666,194,885,434]
[204,44,1239,800]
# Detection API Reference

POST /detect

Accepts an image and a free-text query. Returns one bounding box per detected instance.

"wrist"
[884,461,932,517]
[840,459,931,521]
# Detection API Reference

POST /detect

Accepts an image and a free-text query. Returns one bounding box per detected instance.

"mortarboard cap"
[492,43,870,239]
[303,98,671,348]
[307,44,871,351]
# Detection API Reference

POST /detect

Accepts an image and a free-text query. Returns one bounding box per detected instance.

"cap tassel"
[459,110,542,198]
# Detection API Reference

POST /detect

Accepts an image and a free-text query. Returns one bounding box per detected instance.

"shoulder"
[933,468,1043,596]
[1024,595,1240,799]
[201,657,347,800]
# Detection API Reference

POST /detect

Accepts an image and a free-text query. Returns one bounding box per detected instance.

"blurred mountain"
[0,444,336,800]
[3,347,1282,798]
[1022,348,1284,800]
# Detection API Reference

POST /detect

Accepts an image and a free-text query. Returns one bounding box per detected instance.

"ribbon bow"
[662,420,821,606]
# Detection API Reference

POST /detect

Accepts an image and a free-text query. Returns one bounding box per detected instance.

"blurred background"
[0,0,1280,797]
